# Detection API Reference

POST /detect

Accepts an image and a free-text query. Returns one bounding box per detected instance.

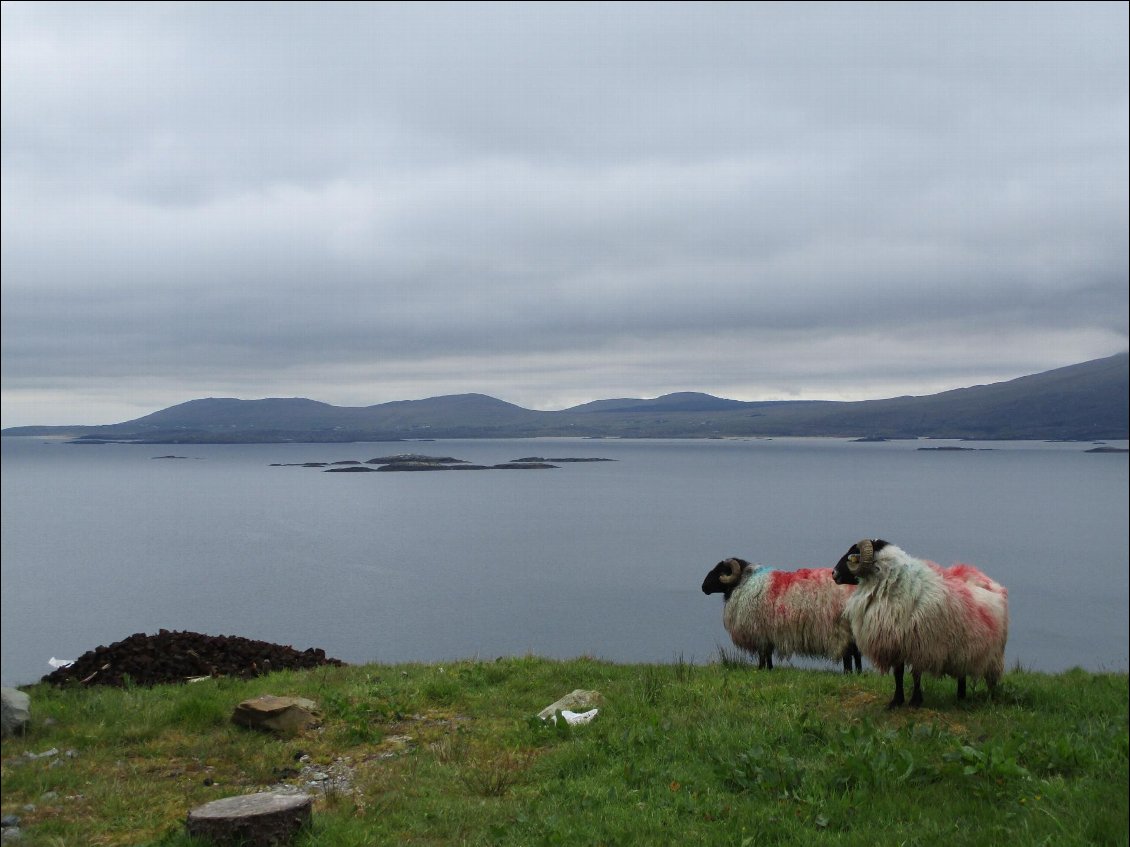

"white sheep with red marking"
[832,539,1009,708]
[701,558,862,673]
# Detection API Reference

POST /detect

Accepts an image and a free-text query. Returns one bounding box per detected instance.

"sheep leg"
[956,676,967,699]
[850,644,862,673]
[909,670,924,707]
[758,645,774,670]
[888,664,906,709]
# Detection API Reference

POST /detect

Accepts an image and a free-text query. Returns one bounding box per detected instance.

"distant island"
[266,453,616,472]
[917,446,994,452]
[2,353,1127,443]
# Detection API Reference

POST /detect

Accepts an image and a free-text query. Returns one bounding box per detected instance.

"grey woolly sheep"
[702,557,862,672]
[832,539,1009,708]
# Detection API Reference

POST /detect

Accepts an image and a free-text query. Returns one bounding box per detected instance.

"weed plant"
[1,658,1126,846]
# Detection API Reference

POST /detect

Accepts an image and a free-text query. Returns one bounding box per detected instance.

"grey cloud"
[2,2,1127,427]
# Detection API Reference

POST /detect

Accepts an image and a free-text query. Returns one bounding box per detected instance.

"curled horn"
[718,558,743,585]
[847,539,874,574]
[858,539,874,564]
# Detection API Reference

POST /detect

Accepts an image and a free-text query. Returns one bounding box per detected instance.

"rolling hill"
[3,353,1126,443]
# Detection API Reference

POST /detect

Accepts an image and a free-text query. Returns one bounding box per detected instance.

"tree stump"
[185,792,312,846]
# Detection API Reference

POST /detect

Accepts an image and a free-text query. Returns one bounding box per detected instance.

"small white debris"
[537,689,602,721]
[550,708,599,726]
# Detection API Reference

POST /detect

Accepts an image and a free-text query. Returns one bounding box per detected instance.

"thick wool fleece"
[723,567,856,661]
[846,545,1008,683]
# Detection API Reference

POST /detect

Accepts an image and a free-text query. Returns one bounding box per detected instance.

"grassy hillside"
[2,657,1127,846]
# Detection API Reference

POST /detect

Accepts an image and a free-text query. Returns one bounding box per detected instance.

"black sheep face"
[832,545,861,585]
[832,539,889,585]
[701,557,750,599]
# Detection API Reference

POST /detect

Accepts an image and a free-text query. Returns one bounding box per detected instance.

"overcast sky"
[2,2,1127,428]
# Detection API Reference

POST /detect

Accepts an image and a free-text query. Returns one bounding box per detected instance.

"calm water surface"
[2,436,1127,687]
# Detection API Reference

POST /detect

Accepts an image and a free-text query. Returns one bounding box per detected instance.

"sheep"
[831,539,1009,708]
[701,557,862,673]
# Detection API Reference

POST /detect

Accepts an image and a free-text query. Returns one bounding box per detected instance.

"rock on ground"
[186,792,312,847]
[1,688,31,737]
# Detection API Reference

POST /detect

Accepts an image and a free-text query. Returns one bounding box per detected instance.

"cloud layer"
[2,2,1127,427]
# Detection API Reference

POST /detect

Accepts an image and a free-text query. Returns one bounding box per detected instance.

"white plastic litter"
[550,708,599,726]
[536,689,602,721]
[48,657,74,669]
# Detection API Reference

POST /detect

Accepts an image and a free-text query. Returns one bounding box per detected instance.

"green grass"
[2,658,1127,846]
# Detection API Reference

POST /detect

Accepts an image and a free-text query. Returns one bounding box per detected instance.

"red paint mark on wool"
[948,563,982,581]
[976,604,999,635]
[766,568,833,602]
[946,576,1001,637]
[948,563,995,592]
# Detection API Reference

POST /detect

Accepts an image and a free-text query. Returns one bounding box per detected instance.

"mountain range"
[3,353,1127,443]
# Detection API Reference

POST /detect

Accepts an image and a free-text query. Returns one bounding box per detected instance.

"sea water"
[2,435,1126,687]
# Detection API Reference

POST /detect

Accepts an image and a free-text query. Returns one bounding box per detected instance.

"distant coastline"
[3,352,1127,443]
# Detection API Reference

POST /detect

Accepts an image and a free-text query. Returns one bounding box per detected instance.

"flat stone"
[186,792,312,847]
[232,696,320,735]
[537,689,603,720]
[1,688,30,738]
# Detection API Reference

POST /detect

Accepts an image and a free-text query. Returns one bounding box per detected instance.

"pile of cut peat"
[41,630,345,687]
